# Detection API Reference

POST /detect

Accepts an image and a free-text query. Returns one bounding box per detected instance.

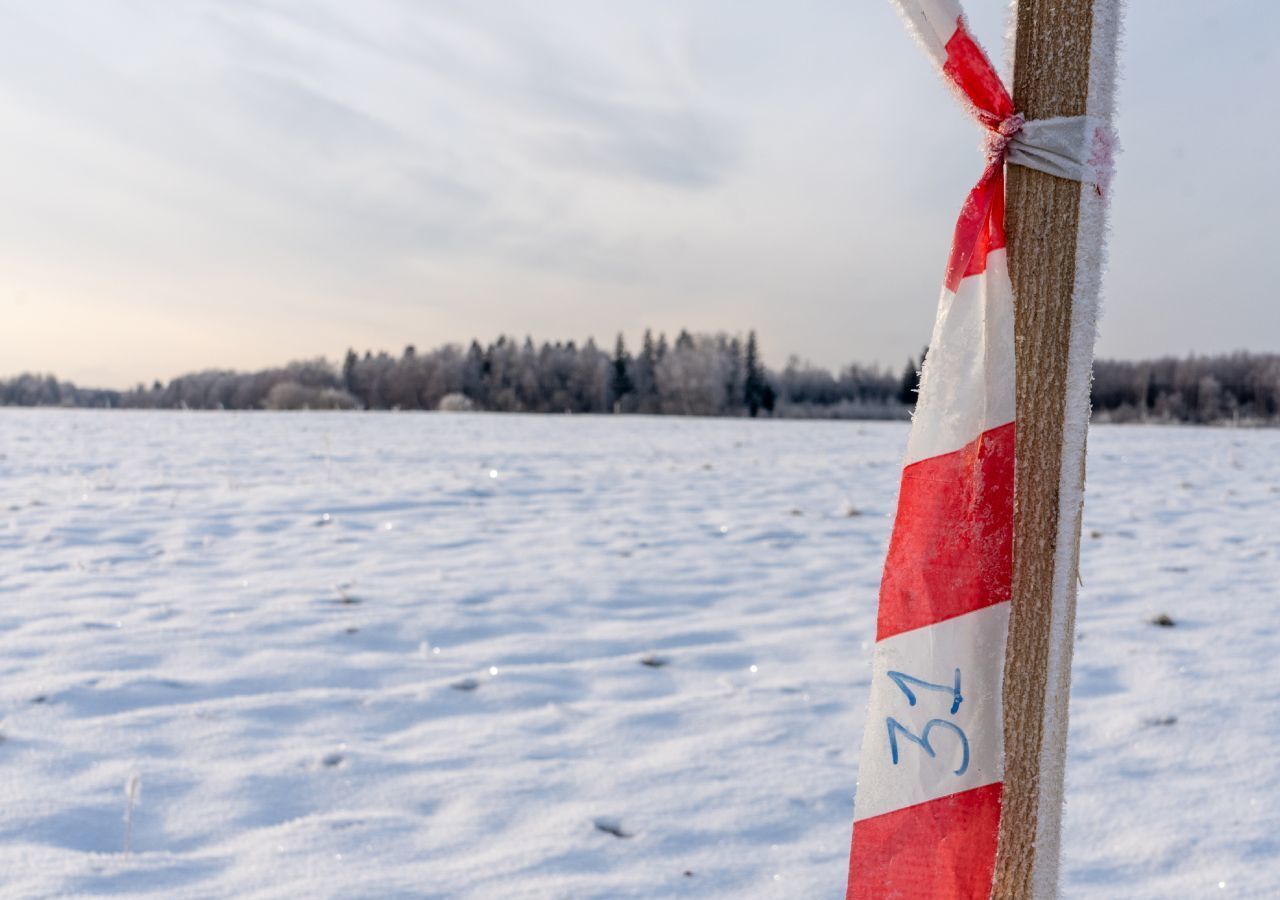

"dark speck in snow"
[640,654,669,668]
[593,818,632,838]
[1149,613,1177,628]
[344,626,359,634]
[322,752,345,767]
[31,695,48,704]
[1143,716,1178,727]
[451,678,480,692]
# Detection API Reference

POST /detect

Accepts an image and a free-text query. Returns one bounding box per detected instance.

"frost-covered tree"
[632,330,660,414]
[341,349,358,396]
[897,347,928,408]
[656,333,735,416]
[744,330,768,417]
[611,334,634,412]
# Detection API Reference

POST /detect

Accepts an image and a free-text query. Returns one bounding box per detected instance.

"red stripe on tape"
[875,421,1014,641]
[943,166,1006,292]
[942,21,1014,125]
[936,21,1014,292]
[846,781,1003,900]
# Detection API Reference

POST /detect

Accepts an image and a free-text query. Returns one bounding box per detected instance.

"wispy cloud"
[0,0,1276,386]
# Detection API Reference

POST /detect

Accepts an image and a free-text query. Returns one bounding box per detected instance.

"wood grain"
[992,0,1095,896]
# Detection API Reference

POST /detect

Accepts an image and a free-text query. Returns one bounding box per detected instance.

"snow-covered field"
[1,411,1276,899]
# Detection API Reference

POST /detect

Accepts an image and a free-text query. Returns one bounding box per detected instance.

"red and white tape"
[844,2,1115,897]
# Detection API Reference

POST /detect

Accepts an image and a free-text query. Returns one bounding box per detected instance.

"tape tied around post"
[989,114,1117,194]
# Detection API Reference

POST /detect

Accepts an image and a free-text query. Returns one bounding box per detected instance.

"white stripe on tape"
[853,600,1009,822]
[890,0,963,66]
[905,248,1015,466]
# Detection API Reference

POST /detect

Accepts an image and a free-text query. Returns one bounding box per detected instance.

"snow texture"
[1,410,1276,899]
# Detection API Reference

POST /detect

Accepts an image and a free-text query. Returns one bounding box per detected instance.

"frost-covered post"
[994,0,1121,896]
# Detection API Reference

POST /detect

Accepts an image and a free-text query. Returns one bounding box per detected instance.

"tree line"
[1092,353,1280,424]
[3,333,1278,425]
[0,331,904,419]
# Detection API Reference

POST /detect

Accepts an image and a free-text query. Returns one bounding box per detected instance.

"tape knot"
[986,113,1026,164]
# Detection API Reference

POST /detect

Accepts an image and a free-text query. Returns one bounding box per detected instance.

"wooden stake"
[993,0,1104,896]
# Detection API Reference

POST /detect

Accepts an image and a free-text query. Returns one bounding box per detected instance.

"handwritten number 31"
[885,668,970,776]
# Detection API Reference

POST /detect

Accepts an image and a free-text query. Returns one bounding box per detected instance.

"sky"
[1,1,1276,389]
